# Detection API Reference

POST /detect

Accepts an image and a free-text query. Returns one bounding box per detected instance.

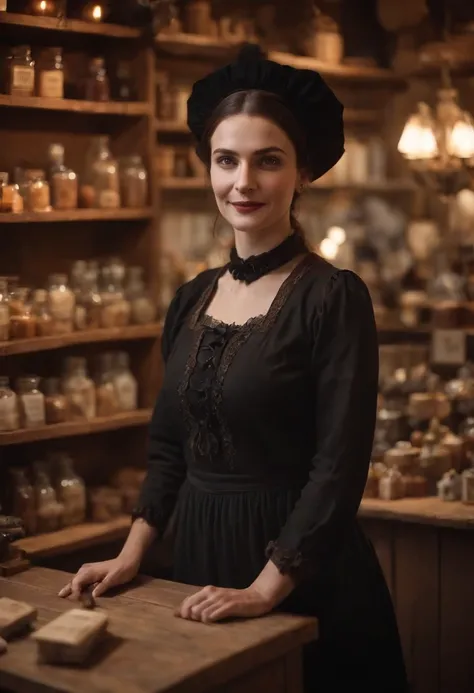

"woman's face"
[209,114,302,236]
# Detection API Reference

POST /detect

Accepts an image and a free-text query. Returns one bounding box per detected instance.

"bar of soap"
[32,608,108,665]
[0,597,37,639]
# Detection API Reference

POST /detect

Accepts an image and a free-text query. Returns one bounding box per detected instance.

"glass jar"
[125,266,156,325]
[0,172,23,214]
[55,454,86,526]
[84,57,110,102]
[8,45,35,97]
[47,273,75,334]
[0,277,9,340]
[95,353,120,417]
[32,288,54,337]
[38,47,64,99]
[9,467,36,536]
[379,466,404,500]
[120,155,148,208]
[9,287,37,339]
[99,263,131,328]
[112,351,138,411]
[16,375,46,428]
[87,137,120,209]
[26,175,51,212]
[48,143,78,210]
[42,377,69,424]
[75,269,102,330]
[61,356,96,421]
[32,461,63,533]
[461,466,474,505]
[0,377,20,431]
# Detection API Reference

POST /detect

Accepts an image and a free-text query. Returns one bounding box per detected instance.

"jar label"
[12,66,35,94]
[39,70,64,99]
[21,393,46,427]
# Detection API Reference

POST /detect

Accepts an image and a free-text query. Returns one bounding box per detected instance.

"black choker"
[228,233,307,284]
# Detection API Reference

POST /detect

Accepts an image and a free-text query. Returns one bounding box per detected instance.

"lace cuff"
[131,505,168,538]
[265,540,306,578]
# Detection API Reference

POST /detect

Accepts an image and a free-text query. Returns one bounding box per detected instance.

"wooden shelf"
[0,208,154,224]
[0,94,150,116]
[14,516,131,559]
[156,32,242,59]
[359,497,474,531]
[0,409,152,446]
[1,323,162,357]
[0,12,141,39]
[155,120,190,134]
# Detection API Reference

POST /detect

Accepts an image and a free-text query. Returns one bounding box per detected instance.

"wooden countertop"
[359,497,474,530]
[0,567,317,693]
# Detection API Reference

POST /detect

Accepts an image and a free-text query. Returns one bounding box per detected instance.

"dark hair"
[196,89,308,242]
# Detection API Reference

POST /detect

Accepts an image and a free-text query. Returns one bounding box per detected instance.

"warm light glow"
[327,226,346,246]
[40,0,47,9]
[447,118,474,159]
[92,5,102,21]
[319,238,339,260]
[398,104,439,160]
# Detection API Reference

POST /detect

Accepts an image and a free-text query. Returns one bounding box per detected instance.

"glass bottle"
[61,356,96,421]
[8,45,35,97]
[55,453,86,526]
[9,467,36,536]
[120,155,148,208]
[95,353,120,417]
[16,375,46,428]
[48,143,78,210]
[26,174,51,212]
[42,376,69,424]
[47,273,75,334]
[9,287,37,339]
[32,288,54,337]
[38,47,64,99]
[125,266,156,325]
[99,261,131,328]
[75,269,103,330]
[112,61,137,101]
[0,172,23,213]
[0,277,9,340]
[461,466,474,505]
[87,137,120,209]
[112,351,138,411]
[0,377,19,431]
[84,57,110,102]
[32,461,63,533]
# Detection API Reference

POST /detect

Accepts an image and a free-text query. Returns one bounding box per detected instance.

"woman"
[60,47,408,691]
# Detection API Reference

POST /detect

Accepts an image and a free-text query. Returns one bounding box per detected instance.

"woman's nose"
[235,163,256,193]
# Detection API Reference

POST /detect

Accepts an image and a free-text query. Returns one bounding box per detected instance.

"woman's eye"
[260,156,281,167]
[216,156,235,167]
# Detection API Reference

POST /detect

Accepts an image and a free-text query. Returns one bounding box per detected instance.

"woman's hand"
[58,557,140,600]
[176,584,273,624]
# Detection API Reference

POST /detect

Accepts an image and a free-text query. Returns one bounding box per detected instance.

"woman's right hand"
[58,556,139,600]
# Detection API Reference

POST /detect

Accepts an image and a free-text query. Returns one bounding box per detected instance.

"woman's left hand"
[176,584,273,624]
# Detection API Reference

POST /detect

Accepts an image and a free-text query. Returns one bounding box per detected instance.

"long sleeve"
[266,269,379,579]
[132,286,187,539]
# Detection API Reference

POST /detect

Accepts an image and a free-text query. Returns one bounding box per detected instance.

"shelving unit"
[1,12,161,559]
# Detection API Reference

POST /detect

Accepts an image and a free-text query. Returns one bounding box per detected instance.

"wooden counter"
[0,567,317,693]
[359,497,474,530]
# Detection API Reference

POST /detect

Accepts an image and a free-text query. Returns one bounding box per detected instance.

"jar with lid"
[42,377,69,424]
[112,351,138,411]
[0,277,9,340]
[26,174,51,212]
[379,466,404,500]
[0,172,23,213]
[86,137,120,209]
[461,466,474,504]
[99,263,131,328]
[38,47,64,99]
[9,287,37,339]
[125,266,156,324]
[8,45,35,97]
[47,273,75,334]
[61,356,96,421]
[9,468,36,536]
[0,377,19,431]
[437,469,461,501]
[120,155,148,208]
[55,454,86,526]
[48,143,78,210]
[384,441,420,475]
[16,375,46,428]
[32,461,63,533]
[95,353,119,417]
[84,57,110,102]
[75,269,102,330]
[32,289,54,337]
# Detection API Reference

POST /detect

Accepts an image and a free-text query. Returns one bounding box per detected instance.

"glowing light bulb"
[319,238,339,260]
[92,5,102,21]
[327,226,346,246]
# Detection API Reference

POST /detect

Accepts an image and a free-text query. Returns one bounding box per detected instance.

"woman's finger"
[189,596,221,621]
[205,601,236,623]
[58,582,72,598]
[69,568,95,599]
[200,599,226,623]
[179,589,211,619]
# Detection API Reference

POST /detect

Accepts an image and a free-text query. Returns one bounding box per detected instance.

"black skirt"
[172,473,409,693]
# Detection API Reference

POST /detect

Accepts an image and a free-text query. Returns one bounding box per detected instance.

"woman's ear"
[296,170,310,192]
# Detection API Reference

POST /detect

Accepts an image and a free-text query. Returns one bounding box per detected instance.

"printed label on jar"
[20,393,46,428]
[12,66,35,94]
[39,70,64,99]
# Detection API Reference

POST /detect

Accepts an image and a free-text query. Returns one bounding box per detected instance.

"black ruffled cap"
[187,44,344,182]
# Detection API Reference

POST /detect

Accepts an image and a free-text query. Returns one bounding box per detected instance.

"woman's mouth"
[230,201,266,214]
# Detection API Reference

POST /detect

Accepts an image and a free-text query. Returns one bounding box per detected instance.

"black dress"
[134,253,409,692]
